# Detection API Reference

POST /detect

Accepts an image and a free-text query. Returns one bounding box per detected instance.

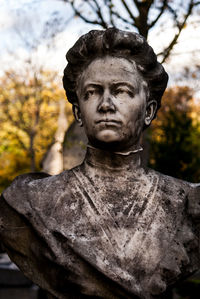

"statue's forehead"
[85,55,137,70]
[79,56,142,86]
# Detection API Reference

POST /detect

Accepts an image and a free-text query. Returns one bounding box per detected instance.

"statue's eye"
[115,88,126,94]
[114,88,134,98]
[88,90,94,96]
[84,90,95,100]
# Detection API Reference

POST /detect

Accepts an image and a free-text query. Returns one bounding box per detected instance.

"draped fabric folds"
[0,158,200,299]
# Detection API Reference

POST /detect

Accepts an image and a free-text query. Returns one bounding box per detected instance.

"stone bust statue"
[0,28,200,299]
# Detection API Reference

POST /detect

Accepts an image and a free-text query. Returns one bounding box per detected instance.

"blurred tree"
[0,68,73,191]
[62,0,200,62]
[149,86,200,182]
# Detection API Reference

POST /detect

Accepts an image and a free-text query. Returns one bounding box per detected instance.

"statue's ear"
[73,103,83,127]
[144,100,157,126]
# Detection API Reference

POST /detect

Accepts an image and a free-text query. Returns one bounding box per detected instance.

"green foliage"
[149,86,200,183]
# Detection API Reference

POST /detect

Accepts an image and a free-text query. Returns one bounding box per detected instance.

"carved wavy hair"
[63,28,168,119]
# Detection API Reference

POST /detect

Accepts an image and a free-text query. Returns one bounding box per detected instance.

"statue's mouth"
[95,119,122,125]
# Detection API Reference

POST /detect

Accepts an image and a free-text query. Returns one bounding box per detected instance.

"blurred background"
[1,0,200,298]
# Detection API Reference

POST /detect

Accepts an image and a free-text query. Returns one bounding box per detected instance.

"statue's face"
[75,56,156,152]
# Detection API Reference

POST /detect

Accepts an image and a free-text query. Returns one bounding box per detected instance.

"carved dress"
[0,148,200,299]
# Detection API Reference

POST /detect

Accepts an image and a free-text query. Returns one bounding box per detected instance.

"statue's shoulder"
[146,168,200,220]
[154,169,200,201]
[145,167,190,190]
[145,167,191,203]
[1,168,76,217]
[3,172,51,193]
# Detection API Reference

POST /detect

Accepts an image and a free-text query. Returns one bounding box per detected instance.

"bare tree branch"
[149,0,168,29]
[160,0,196,63]
[68,0,109,28]
[61,0,200,60]
[166,3,179,28]
[111,10,134,26]
[121,0,136,24]
[106,0,115,27]
[133,0,154,38]
[93,0,109,28]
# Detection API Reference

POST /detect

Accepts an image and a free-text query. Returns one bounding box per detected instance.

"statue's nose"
[97,91,116,112]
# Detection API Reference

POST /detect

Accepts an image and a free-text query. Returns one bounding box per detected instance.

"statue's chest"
[69,170,170,259]
[68,171,169,277]
[55,170,197,298]
[94,177,154,229]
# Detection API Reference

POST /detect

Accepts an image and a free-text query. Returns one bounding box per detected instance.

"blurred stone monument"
[42,99,68,175]
[63,121,87,170]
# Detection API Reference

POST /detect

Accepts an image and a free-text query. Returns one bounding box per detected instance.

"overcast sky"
[0,0,200,89]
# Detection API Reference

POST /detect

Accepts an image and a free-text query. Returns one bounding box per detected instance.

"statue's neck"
[84,145,142,174]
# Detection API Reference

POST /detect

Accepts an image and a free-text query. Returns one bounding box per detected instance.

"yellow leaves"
[0,67,73,190]
[41,89,54,98]
[0,151,30,193]
[0,122,29,152]
[189,99,200,126]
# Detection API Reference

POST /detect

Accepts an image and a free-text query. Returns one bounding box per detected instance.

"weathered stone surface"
[0,28,200,299]
[1,149,200,298]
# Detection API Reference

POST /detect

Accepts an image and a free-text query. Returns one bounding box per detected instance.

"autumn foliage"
[149,86,200,182]
[0,69,73,192]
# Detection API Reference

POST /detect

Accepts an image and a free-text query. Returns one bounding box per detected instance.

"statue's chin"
[88,135,138,153]
[95,129,122,143]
